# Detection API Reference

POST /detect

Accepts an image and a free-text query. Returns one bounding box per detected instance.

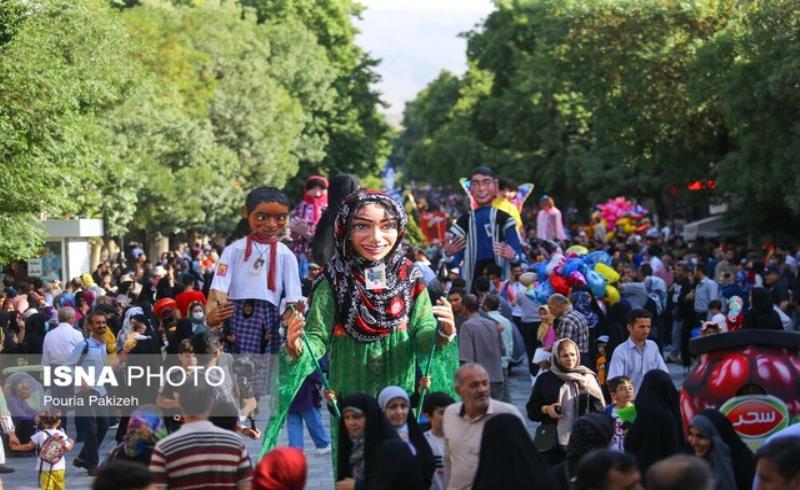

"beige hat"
[153,266,167,278]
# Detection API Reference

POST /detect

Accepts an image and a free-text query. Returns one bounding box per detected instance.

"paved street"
[1,363,686,489]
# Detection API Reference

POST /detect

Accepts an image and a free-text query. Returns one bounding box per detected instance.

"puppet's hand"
[492,241,516,260]
[284,310,305,359]
[433,297,455,338]
[206,303,234,327]
[443,235,466,256]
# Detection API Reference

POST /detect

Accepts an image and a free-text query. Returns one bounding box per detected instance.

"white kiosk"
[27,219,104,283]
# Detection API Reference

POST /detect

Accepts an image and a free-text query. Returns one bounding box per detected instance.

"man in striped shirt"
[149,382,253,489]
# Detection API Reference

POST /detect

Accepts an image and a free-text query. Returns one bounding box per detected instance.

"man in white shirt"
[607,309,668,392]
[442,363,524,490]
[42,306,85,432]
[42,307,85,367]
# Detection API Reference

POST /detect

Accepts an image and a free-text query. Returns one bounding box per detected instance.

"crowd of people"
[0,166,798,490]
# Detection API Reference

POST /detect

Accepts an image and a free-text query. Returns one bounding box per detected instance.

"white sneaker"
[314,446,331,455]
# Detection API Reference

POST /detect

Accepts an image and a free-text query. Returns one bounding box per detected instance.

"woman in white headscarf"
[526,338,606,465]
[377,386,435,488]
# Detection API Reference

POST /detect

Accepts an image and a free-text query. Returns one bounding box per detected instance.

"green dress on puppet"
[261,191,459,456]
[262,279,459,453]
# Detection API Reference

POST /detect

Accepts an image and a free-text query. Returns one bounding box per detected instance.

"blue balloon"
[534,261,548,278]
[561,258,584,277]
[586,270,607,297]
[532,280,554,303]
[584,251,612,267]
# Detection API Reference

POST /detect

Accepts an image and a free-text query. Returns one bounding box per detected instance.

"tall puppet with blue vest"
[446,166,524,292]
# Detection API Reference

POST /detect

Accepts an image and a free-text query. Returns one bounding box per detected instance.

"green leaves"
[0,0,389,262]
[398,0,799,235]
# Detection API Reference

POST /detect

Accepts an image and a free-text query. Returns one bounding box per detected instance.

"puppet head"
[240,187,291,241]
[469,166,498,207]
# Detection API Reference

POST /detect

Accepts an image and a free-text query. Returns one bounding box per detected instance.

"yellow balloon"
[566,245,589,256]
[594,262,620,283]
[605,284,621,305]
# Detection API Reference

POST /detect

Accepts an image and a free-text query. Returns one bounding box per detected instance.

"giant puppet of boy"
[206,187,303,399]
[446,166,523,292]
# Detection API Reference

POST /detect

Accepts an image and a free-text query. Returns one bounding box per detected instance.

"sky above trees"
[356,0,493,116]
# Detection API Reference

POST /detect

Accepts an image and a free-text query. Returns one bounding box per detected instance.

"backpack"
[38,430,68,487]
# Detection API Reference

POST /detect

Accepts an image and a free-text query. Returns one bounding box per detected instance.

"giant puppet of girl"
[262,190,458,451]
[206,187,303,397]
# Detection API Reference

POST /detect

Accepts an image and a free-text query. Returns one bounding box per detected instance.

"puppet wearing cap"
[447,166,523,292]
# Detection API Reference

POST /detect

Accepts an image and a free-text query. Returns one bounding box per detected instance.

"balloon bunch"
[525,246,622,305]
[594,196,650,236]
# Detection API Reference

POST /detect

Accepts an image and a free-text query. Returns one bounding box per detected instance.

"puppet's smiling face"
[248,202,289,240]
[469,174,497,206]
[350,203,398,262]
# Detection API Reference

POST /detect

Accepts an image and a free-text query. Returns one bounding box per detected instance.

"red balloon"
[550,274,571,295]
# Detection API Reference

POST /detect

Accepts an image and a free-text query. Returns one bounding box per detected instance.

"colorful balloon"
[531,280,554,303]
[584,251,611,267]
[605,284,621,305]
[594,262,620,283]
[567,271,587,287]
[519,272,538,288]
[561,258,585,277]
[550,274,571,295]
[586,270,607,298]
[565,245,589,257]
[545,253,566,276]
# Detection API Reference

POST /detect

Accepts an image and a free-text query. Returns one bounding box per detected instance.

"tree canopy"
[0,0,392,262]
[397,0,800,235]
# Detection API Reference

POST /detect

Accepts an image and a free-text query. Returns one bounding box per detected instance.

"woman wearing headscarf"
[551,413,614,490]
[695,409,755,490]
[687,414,737,490]
[472,413,555,490]
[624,369,683,473]
[310,174,359,267]
[105,405,167,466]
[377,386,436,487]
[253,447,307,490]
[367,438,427,490]
[570,289,600,330]
[5,312,46,354]
[526,338,606,465]
[264,190,458,453]
[336,394,400,490]
[742,287,783,330]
